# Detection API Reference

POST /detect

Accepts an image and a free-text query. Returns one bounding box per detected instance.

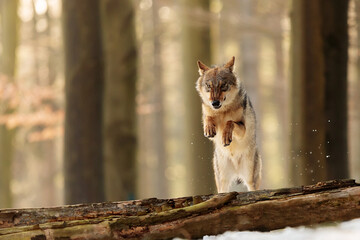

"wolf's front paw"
[204,122,216,138]
[223,121,234,146]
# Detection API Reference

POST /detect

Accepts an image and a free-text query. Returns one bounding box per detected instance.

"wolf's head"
[196,56,239,111]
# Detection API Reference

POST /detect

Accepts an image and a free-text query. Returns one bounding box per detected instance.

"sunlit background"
[0,0,359,208]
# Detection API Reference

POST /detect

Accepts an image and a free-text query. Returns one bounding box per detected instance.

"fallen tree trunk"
[0,179,359,239]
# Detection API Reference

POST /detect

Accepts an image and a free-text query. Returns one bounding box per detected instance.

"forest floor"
[195,217,360,240]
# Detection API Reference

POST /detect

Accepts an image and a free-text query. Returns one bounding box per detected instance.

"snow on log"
[0,179,359,239]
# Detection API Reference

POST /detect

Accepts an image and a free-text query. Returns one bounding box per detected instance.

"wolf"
[196,56,261,192]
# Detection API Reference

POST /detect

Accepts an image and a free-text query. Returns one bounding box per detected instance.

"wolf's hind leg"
[253,150,262,190]
[213,152,233,193]
[242,149,261,191]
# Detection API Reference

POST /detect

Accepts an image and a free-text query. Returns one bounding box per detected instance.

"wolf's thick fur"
[196,56,261,193]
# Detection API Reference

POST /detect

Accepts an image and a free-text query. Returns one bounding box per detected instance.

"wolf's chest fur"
[210,107,247,157]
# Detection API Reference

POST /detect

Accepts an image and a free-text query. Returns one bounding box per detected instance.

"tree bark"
[100,0,137,201]
[0,179,359,240]
[290,0,349,185]
[62,0,105,204]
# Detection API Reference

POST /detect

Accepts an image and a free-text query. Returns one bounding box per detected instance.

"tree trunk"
[239,0,260,109]
[238,0,264,186]
[40,0,60,206]
[150,0,168,199]
[352,0,360,180]
[100,0,137,201]
[0,179,359,239]
[62,0,105,204]
[0,0,19,208]
[290,0,349,185]
[321,0,349,181]
[182,0,215,195]
[0,0,18,75]
[137,0,168,199]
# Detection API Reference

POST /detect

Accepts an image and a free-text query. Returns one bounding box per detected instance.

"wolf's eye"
[221,84,228,91]
[205,84,211,92]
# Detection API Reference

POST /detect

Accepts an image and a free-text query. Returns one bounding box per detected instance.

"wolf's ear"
[224,56,235,72]
[197,60,210,76]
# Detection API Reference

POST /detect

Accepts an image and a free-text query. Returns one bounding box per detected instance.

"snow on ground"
[174,218,360,240]
[202,218,360,240]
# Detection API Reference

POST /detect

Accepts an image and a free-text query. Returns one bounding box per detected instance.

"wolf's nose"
[212,100,221,108]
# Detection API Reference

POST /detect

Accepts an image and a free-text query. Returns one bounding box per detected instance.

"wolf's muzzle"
[212,100,221,109]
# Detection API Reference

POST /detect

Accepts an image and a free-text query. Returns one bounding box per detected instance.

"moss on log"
[0,179,359,239]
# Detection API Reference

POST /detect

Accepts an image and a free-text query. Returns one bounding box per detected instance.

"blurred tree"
[0,0,18,208]
[35,0,60,206]
[0,0,18,75]
[137,0,168,199]
[271,1,289,186]
[100,0,137,201]
[290,0,349,185]
[148,0,167,198]
[239,0,260,109]
[42,0,58,205]
[237,0,263,185]
[354,0,360,179]
[62,0,105,204]
[182,0,215,195]
[253,0,288,188]
[31,0,40,82]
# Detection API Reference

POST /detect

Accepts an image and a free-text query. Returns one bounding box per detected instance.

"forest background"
[0,0,359,208]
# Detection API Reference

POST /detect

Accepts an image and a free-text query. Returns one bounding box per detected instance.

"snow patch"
[203,218,360,240]
[174,218,360,240]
